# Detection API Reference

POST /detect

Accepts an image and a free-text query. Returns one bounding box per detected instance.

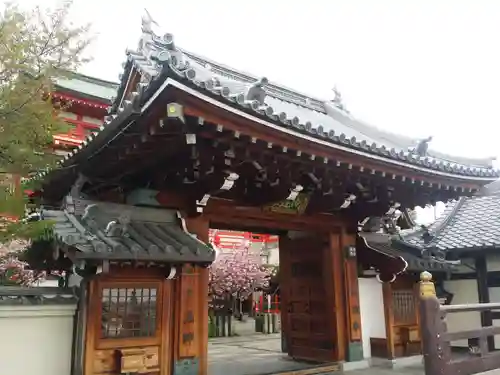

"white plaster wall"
[441,256,500,348]
[486,256,500,272]
[359,277,386,358]
[488,287,500,348]
[443,279,480,347]
[0,304,77,375]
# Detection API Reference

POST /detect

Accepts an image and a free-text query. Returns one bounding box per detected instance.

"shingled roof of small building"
[44,201,215,264]
[392,183,500,253]
[32,18,500,184]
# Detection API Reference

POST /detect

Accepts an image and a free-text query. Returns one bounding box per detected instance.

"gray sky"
[22,0,500,222]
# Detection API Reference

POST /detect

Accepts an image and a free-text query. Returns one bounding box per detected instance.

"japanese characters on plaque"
[178,266,198,357]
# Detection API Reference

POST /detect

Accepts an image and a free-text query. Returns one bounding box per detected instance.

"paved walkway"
[209,334,313,375]
[208,334,425,375]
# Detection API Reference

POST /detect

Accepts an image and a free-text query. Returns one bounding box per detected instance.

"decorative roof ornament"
[414,136,433,157]
[142,9,158,34]
[244,77,268,105]
[152,32,189,71]
[331,86,347,112]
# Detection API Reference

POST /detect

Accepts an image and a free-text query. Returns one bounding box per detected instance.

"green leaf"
[0,1,92,244]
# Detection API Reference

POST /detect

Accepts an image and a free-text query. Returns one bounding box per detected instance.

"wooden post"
[326,231,346,362]
[184,216,210,375]
[419,271,449,375]
[341,231,363,362]
[382,282,396,359]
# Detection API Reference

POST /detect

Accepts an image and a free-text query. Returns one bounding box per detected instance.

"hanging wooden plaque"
[263,193,310,215]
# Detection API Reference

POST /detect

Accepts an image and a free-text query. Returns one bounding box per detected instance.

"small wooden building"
[32,16,499,375]
[377,182,500,352]
[358,229,456,360]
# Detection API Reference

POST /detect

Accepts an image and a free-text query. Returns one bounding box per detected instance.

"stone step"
[268,364,341,375]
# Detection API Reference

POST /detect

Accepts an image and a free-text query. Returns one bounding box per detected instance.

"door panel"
[280,235,335,362]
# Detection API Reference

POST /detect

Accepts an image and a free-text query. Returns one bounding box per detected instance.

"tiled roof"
[107,27,497,178]
[478,179,500,197]
[55,71,118,103]
[44,203,215,264]
[396,195,500,252]
[31,22,499,184]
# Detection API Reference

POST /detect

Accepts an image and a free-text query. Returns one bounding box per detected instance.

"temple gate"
[30,14,498,375]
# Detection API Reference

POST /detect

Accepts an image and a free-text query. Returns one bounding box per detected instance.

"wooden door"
[280,235,335,362]
[84,275,173,375]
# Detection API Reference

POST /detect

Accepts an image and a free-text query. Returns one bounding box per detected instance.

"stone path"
[208,334,425,375]
[209,334,313,375]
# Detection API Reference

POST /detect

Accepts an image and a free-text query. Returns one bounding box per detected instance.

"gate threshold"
[268,363,341,375]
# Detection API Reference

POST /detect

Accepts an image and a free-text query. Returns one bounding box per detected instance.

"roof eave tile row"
[107,32,498,178]
[31,31,500,184]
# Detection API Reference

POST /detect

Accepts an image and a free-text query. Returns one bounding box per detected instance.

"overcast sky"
[21,0,500,222]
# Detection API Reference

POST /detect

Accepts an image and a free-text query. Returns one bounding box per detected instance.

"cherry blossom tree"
[0,239,45,285]
[0,255,48,286]
[208,245,271,307]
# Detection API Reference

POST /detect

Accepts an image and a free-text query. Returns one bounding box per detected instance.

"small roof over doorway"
[45,200,215,264]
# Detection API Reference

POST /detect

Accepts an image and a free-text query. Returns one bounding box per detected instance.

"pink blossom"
[0,239,48,286]
[208,244,272,304]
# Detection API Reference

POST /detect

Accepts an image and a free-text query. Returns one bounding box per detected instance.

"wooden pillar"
[341,230,363,362]
[475,255,494,351]
[179,216,209,375]
[325,230,346,362]
[382,282,396,359]
[278,236,291,355]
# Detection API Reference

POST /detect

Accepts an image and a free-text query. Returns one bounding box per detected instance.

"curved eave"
[357,235,408,280]
[151,79,497,182]
[33,76,497,196]
[360,234,455,273]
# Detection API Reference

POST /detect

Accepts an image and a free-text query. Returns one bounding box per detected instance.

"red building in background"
[0,72,118,219]
[50,71,118,154]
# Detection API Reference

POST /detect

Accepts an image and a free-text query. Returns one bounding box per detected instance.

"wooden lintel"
[150,189,344,231]
[204,198,343,232]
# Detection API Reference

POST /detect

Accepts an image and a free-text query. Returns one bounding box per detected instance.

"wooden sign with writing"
[178,266,199,358]
[263,193,310,215]
[345,258,362,342]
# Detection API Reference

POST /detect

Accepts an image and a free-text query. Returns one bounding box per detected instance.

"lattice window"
[100,287,158,339]
[392,290,417,325]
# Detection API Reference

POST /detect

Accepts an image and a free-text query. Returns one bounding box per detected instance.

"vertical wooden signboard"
[344,258,362,342]
[177,265,200,359]
[341,231,363,362]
